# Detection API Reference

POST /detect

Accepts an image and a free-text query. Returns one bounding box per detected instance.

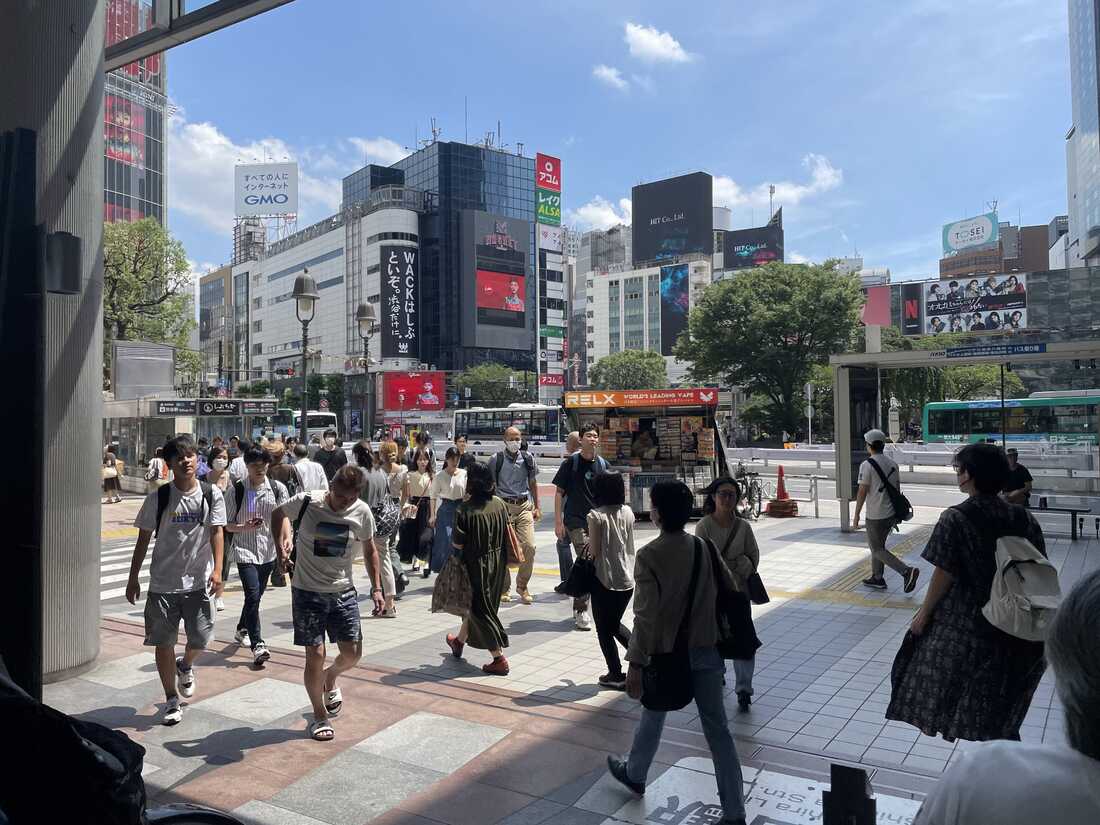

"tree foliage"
[305,374,345,415]
[944,365,1026,401]
[676,262,864,435]
[102,218,198,389]
[453,363,533,405]
[589,349,668,390]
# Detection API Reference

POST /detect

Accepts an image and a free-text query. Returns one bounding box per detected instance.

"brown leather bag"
[505,522,525,565]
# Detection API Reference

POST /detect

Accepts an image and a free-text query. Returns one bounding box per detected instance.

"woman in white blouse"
[429,447,468,573]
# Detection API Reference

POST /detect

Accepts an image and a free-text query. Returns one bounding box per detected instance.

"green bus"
[923,392,1100,445]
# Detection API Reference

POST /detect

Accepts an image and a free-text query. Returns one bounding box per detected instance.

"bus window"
[1054,404,1095,434]
[970,408,998,434]
[1022,405,1053,434]
[928,409,956,434]
[1005,407,1028,434]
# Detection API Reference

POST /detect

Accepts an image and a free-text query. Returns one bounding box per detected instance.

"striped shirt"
[224,477,289,564]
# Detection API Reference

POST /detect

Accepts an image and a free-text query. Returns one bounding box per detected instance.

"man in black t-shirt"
[1002,448,1033,505]
[552,425,608,631]
[314,428,348,482]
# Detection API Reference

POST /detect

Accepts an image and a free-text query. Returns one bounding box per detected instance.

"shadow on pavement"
[163,725,304,765]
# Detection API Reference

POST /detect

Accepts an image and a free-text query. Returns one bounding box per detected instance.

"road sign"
[945,343,1047,359]
[216,387,228,398]
[155,400,198,416]
[464,387,472,399]
[319,397,329,410]
[241,400,277,416]
[198,399,242,417]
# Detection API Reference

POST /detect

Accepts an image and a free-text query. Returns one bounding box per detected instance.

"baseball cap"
[864,428,888,444]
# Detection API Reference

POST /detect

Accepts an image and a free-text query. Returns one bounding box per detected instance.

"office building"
[198,265,235,390]
[939,220,1054,278]
[1066,0,1100,264]
[1049,215,1070,269]
[104,1,167,223]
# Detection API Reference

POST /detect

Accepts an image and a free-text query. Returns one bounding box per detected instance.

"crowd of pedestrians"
[114,424,1098,825]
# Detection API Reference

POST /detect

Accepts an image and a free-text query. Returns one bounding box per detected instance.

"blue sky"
[166,0,1070,282]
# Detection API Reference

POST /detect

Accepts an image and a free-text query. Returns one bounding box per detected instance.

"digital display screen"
[476,270,526,328]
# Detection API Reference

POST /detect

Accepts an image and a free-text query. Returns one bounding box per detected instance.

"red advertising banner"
[382,372,446,411]
[564,388,719,408]
[539,374,564,386]
[105,94,146,168]
[476,270,526,312]
[536,153,561,192]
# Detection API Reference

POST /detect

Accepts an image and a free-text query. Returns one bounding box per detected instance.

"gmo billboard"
[631,172,713,265]
[234,162,299,217]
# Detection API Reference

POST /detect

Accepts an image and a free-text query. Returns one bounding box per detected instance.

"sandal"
[307,719,335,741]
[324,686,343,717]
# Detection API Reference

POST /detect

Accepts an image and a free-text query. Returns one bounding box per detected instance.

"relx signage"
[461,210,534,352]
[380,245,420,359]
[631,172,713,264]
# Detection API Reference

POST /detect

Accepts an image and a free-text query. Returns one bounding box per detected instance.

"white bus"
[452,404,565,459]
[294,410,340,442]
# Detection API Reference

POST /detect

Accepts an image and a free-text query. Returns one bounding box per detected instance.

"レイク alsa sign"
[381,246,420,359]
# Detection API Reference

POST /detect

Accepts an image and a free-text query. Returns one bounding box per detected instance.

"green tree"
[676,262,864,435]
[944,364,1026,401]
[454,363,533,405]
[589,349,668,390]
[247,379,272,398]
[102,218,198,390]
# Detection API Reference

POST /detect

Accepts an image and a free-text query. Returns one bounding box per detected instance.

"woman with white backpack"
[887,443,1049,743]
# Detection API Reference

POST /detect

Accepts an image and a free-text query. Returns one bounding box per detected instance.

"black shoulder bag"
[868,457,913,522]
[641,541,701,712]
[703,536,763,661]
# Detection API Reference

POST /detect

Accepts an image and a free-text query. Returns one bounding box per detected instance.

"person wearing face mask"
[314,428,348,482]
[489,426,540,605]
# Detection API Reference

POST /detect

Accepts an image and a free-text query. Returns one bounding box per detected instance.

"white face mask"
[325,437,336,447]
[212,458,228,471]
[505,440,521,454]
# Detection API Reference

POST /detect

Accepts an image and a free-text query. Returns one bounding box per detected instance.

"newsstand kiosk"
[564,388,725,515]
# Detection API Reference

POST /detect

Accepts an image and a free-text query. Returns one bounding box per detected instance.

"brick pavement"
[66,494,1097,823]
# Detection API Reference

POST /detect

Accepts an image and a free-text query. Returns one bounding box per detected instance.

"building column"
[0,1,105,691]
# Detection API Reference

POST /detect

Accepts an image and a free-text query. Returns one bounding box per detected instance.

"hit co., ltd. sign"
[381,246,420,359]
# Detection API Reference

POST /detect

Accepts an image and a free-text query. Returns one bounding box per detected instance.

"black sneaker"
[737,691,752,712]
[607,756,645,796]
[862,577,888,591]
[903,567,921,594]
[553,582,568,595]
[598,673,627,690]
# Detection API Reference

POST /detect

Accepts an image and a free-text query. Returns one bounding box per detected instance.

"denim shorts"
[291,586,362,647]
[144,590,214,649]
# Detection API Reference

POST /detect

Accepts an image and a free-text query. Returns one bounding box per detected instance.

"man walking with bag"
[853,428,919,593]
[490,426,540,605]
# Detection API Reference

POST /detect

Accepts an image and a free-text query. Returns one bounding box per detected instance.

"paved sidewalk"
[65,495,1096,823]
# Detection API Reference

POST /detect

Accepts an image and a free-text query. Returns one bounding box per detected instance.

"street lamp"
[355,303,377,439]
[293,269,320,443]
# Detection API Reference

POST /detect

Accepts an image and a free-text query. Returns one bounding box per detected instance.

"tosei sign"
[234,162,298,217]
[381,245,420,359]
[942,211,998,255]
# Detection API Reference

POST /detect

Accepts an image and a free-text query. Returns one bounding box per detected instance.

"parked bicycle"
[734,461,773,519]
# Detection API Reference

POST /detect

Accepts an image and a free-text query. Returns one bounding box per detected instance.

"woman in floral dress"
[887,443,1047,742]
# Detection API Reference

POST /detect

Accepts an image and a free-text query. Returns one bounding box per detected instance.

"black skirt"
[397,496,431,562]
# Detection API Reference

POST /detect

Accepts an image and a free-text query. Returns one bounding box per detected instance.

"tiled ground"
[65,499,1097,823]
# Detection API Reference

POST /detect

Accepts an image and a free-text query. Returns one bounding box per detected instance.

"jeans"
[568,527,591,614]
[556,535,573,581]
[589,578,632,676]
[732,657,755,696]
[236,561,274,648]
[626,647,745,822]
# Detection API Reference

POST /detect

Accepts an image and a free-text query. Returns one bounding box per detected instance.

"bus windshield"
[294,413,338,430]
[453,406,562,443]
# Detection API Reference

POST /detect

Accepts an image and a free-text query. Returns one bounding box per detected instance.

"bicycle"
[734,461,768,519]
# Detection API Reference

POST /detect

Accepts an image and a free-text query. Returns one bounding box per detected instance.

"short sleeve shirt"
[491,451,536,499]
[858,454,900,520]
[135,483,227,594]
[1003,465,1033,499]
[225,478,289,565]
[552,454,603,530]
[283,491,375,593]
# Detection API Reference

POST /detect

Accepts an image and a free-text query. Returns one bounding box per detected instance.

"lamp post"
[355,303,377,440]
[293,270,320,444]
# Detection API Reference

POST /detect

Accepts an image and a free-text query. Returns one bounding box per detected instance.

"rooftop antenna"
[769,184,775,219]
[464,96,468,143]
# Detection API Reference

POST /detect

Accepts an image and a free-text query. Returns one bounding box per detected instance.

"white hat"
[864,428,888,444]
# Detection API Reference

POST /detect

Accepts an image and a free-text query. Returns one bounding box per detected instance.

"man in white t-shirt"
[228,438,250,483]
[290,443,329,492]
[271,464,382,742]
[127,435,227,726]
[852,428,918,593]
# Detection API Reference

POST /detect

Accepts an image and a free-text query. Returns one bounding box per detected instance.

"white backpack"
[982,534,1062,642]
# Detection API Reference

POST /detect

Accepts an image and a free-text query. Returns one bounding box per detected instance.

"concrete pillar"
[0,2,105,689]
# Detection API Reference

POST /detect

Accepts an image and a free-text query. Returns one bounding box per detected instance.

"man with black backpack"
[853,428,919,593]
[125,435,227,726]
[489,426,541,605]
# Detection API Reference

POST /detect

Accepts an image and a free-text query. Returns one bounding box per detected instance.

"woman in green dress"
[445,462,511,675]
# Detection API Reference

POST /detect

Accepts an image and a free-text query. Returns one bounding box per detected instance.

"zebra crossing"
[99,539,145,601]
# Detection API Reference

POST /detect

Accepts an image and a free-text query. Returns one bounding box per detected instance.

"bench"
[1027,503,1093,541]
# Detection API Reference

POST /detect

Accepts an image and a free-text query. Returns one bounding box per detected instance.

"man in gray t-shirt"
[489,426,540,605]
[271,464,381,741]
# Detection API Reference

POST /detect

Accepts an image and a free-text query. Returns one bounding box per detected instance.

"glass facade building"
[104,0,166,224]
[1068,0,1100,261]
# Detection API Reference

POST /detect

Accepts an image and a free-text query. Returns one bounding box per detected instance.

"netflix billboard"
[382,372,446,412]
[901,283,923,336]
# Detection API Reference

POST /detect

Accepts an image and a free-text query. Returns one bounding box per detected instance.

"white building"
[584,256,712,385]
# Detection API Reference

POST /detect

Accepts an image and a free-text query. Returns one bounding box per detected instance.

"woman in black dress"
[887,443,1047,742]
[397,448,434,574]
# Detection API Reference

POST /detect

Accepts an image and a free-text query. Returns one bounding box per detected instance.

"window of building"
[252,343,263,355]
[252,297,262,309]
[252,320,262,332]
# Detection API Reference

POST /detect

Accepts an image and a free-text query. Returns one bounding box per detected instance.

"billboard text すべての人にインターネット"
[476,270,526,328]
[923,273,1027,335]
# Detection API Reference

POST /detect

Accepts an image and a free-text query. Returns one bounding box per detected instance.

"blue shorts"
[291,586,362,647]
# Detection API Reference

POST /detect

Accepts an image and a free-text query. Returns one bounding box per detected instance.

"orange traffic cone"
[766,465,798,517]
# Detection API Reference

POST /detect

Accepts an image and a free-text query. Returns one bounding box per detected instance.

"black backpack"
[867,456,913,522]
[493,450,537,484]
[153,482,217,537]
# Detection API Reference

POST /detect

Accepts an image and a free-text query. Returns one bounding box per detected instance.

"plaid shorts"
[291,586,362,646]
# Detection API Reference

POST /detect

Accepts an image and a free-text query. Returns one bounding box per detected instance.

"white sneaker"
[574,610,592,631]
[163,696,182,726]
[175,657,195,698]
[253,643,270,666]
[234,629,251,648]
[215,596,225,612]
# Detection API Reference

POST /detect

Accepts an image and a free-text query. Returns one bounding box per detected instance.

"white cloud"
[713,154,843,210]
[631,74,656,93]
[624,22,693,63]
[787,251,811,264]
[565,196,633,230]
[593,64,629,91]
[167,112,404,236]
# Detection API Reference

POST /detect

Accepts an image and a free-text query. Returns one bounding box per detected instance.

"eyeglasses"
[715,491,738,500]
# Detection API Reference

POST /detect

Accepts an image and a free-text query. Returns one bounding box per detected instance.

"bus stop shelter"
[830,340,1100,532]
